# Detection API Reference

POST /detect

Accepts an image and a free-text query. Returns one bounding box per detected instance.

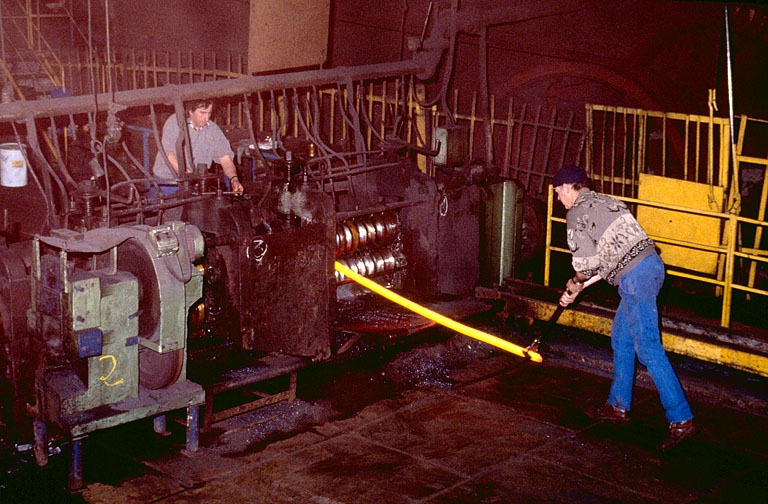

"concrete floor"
[3,322,768,503]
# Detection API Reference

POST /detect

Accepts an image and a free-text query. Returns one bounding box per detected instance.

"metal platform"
[189,352,309,430]
[476,279,768,377]
[34,377,205,490]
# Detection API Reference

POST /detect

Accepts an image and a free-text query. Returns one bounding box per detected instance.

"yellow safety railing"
[543,184,768,329]
[732,115,768,293]
[585,104,732,199]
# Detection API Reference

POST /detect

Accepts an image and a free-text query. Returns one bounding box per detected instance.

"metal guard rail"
[544,184,768,329]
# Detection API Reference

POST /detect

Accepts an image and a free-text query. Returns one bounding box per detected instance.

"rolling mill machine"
[0,48,503,488]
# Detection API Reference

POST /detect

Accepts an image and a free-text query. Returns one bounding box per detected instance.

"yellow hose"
[334,261,542,363]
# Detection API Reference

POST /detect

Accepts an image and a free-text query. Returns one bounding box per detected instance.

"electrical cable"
[242,92,273,211]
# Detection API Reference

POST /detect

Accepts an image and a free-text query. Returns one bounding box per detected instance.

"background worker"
[153,99,244,195]
[552,164,698,451]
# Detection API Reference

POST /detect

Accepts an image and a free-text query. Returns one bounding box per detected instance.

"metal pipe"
[0,58,432,122]
[724,5,736,159]
[69,438,83,490]
[479,25,494,166]
[335,261,543,362]
[186,405,200,452]
[335,199,425,221]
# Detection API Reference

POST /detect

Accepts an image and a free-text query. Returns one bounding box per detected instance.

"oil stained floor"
[3,321,768,504]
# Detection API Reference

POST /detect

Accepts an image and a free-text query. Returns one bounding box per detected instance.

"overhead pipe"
[723,5,741,216]
[479,25,494,167]
[0,57,435,123]
[334,261,542,362]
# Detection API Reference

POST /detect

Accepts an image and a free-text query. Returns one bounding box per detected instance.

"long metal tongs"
[524,288,574,355]
[525,304,565,354]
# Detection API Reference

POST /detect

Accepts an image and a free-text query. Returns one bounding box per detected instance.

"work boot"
[657,418,700,451]
[585,402,630,424]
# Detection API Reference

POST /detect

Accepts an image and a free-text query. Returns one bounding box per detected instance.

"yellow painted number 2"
[99,355,125,386]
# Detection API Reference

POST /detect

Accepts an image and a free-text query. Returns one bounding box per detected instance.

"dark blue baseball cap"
[553,165,588,187]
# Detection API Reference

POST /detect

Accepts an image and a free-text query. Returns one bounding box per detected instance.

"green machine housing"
[27,223,206,477]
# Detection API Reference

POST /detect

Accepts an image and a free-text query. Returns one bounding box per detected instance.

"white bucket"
[0,143,27,187]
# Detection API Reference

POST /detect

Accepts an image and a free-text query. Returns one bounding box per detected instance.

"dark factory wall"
[328,0,768,119]
[85,0,251,55]
[89,1,768,119]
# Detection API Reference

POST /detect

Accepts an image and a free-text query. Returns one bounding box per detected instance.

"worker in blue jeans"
[552,164,699,451]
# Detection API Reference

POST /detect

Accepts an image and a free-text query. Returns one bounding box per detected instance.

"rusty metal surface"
[335,293,492,338]
[245,219,334,360]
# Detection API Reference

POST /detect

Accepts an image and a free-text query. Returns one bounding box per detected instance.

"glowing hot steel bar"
[334,261,543,362]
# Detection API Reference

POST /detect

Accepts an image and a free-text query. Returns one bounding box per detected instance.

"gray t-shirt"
[152,115,235,180]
